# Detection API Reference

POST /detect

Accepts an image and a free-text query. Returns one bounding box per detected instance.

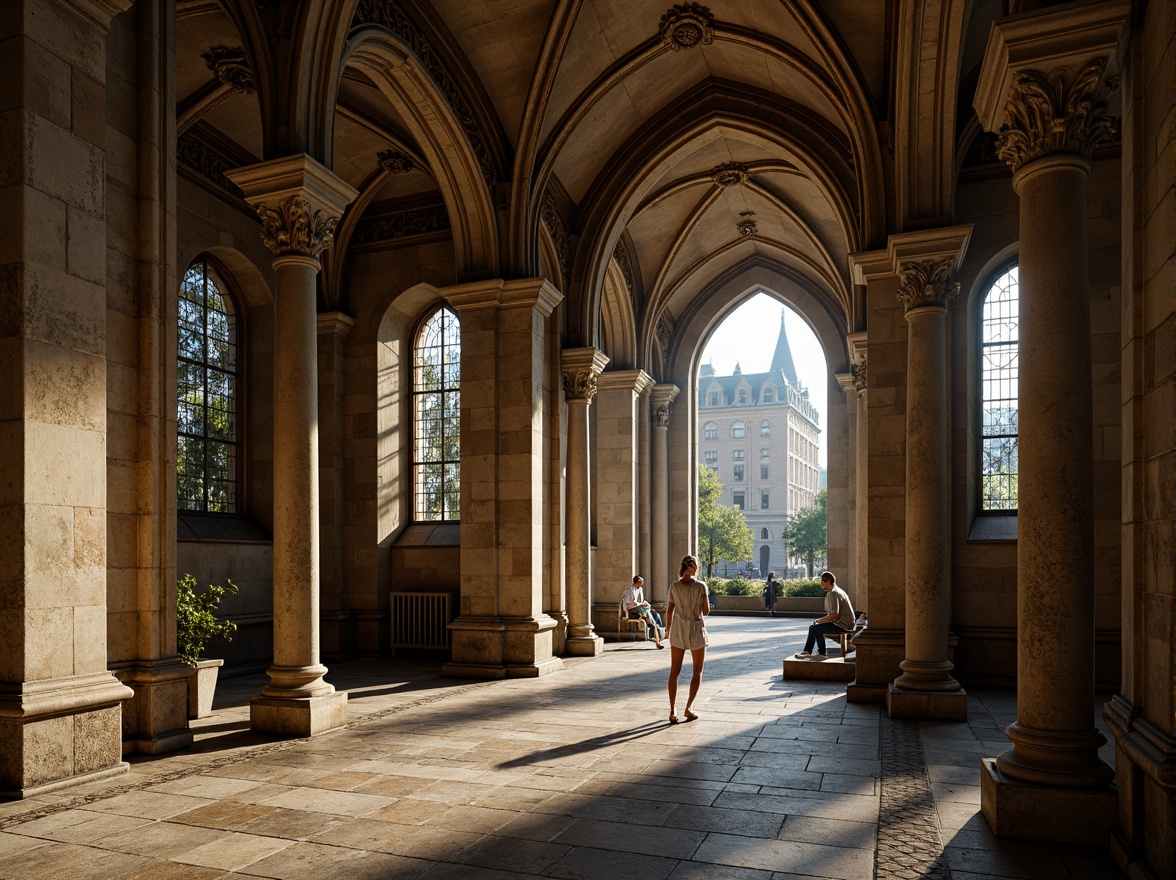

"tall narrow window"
[413,306,461,521]
[178,258,239,513]
[980,265,1019,510]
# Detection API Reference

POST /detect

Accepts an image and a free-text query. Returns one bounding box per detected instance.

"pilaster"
[442,279,565,678]
[649,384,680,607]
[226,155,357,735]
[975,0,1127,842]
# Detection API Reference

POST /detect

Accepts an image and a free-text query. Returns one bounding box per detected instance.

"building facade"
[0,1,1171,877]
[698,312,821,578]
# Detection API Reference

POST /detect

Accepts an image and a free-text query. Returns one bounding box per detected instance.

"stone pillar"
[0,0,136,797]
[594,370,653,607]
[845,251,905,704]
[562,348,609,656]
[442,279,565,678]
[886,227,972,722]
[975,0,1125,842]
[226,155,357,736]
[649,385,679,606]
[636,384,652,586]
[849,332,869,614]
[317,312,356,662]
[835,371,859,610]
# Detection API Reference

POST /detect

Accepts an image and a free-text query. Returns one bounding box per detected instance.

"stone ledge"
[782,656,856,682]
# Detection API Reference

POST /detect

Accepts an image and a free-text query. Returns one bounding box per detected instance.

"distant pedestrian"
[764,571,777,616]
[666,555,710,723]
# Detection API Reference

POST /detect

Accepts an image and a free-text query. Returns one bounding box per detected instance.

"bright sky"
[700,292,829,467]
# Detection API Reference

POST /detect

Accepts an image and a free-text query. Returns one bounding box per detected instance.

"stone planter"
[187,658,223,719]
[711,596,826,614]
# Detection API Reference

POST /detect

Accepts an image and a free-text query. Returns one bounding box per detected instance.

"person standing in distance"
[666,554,710,723]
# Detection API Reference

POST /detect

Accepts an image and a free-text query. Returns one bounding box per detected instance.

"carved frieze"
[562,368,599,402]
[351,203,450,247]
[353,0,494,184]
[202,45,255,94]
[737,211,757,236]
[176,131,238,194]
[659,3,715,51]
[255,196,339,260]
[377,150,414,174]
[896,258,960,312]
[711,162,749,187]
[995,58,1120,173]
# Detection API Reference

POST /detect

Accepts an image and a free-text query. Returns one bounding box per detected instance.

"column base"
[846,627,905,704]
[564,634,605,657]
[886,683,968,721]
[250,691,348,737]
[113,659,194,756]
[443,615,563,678]
[996,721,1115,786]
[981,757,1116,845]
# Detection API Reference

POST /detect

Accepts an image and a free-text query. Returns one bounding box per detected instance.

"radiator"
[389,592,453,649]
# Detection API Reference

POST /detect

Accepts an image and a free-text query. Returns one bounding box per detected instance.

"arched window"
[413,306,461,521]
[760,420,771,436]
[703,421,718,440]
[760,528,770,540]
[731,422,745,439]
[178,257,240,513]
[980,264,1019,511]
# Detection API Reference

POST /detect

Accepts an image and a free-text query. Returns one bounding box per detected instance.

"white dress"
[667,578,709,650]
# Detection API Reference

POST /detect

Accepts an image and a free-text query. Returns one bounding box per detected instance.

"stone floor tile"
[534,791,679,824]
[96,820,226,860]
[85,790,217,820]
[693,832,874,879]
[237,807,349,840]
[0,830,48,862]
[469,786,555,812]
[258,786,395,817]
[491,811,578,843]
[365,797,451,825]
[730,766,824,791]
[817,773,876,796]
[414,861,531,880]
[667,861,774,879]
[301,771,381,791]
[123,860,230,879]
[0,841,156,880]
[552,817,706,858]
[413,780,499,804]
[777,815,875,849]
[944,844,1070,879]
[546,846,678,880]
[662,803,786,839]
[170,800,276,831]
[424,804,517,834]
[926,764,983,785]
[930,781,982,804]
[449,832,571,874]
[150,775,271,800]
[352,775,446,797]
[805,756,880,777]
[176,830,294,871]
[7,808,151,844]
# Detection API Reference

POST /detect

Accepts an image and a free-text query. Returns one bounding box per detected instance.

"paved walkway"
[0,617,1122,880]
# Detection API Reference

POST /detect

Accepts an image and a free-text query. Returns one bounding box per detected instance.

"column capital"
[226,154,359,262]
[561,348,609,402]
[887,225,972,314]
[317,311,356,341]
[650,384,680,428]
[851,359,868,393]
[847,332,868,393]
[597,370,654,395]
[974,0,1128,174]
[442,278,563,318]
[835,372,857,394]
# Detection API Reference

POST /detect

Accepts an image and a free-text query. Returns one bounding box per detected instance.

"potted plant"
[177,573,238,718]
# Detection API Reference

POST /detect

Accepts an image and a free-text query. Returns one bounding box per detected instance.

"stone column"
[886,227,972,722]
[845,251,904,705]
[975,0,1124,842]
[835,371,859,610]
[649,385,680,605]
[562,348,609,656]
[0,0,136,798]
[442,279,565,678]
[849,332,869,614]
[317,312,356,662]
[226,155,357,736]
[594,370,653,608]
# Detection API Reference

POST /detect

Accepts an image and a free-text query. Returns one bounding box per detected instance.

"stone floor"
[0,617,1123,880]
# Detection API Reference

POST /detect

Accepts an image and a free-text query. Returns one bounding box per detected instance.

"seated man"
[622,575,664,648]
[794,570,855,659]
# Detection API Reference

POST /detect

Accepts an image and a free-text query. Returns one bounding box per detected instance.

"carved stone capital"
[203,46,255,94]
[896,258,960,313]
[655,403,671,428]
[659,3,714,51]
[995,59,1119,173]
[255,196,339,260]
[562,369,600,402]
[852,359,868,392]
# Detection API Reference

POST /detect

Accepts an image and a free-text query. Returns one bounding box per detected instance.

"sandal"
[668,714,679,724]
[793,652,811,659]
[684,710,699,722]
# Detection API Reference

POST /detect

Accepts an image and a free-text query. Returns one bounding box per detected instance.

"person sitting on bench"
[794,571,855,659]
[622,575,664,648]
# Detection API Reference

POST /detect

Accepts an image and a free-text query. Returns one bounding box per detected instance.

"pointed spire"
[733,361,742,375]
[770,309,799,386]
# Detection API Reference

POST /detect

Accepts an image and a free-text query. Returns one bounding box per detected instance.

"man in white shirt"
[622,575,664,648]
[794,571,855,659]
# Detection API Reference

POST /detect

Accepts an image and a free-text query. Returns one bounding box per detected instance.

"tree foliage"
[697,466,754,578]
[782,488,828,577]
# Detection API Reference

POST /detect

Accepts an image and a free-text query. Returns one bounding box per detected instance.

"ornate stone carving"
[613,238,637,315]
[541,192,571,281]
[896,258,960,312]
[711,162,749,187]
[851,359,867,393]
[351,203,450,247]
[353,0,494,184]
[656,404,671,428]
[202,46,255,94]
[659,3,715,51]
[376,150,414,174]
[995,58,1120,173]
[737,211,757,236]
[176,132,236,193]
[255,196,339,259]
[562,368,599,401]
[656,315,673,361]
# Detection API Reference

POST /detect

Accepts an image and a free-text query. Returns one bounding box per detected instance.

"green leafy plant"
[720,576,758,596]
[176,573,238,666]
[782,578,824,598]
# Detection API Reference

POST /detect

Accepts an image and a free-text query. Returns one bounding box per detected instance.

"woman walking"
[666,554,710,723]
